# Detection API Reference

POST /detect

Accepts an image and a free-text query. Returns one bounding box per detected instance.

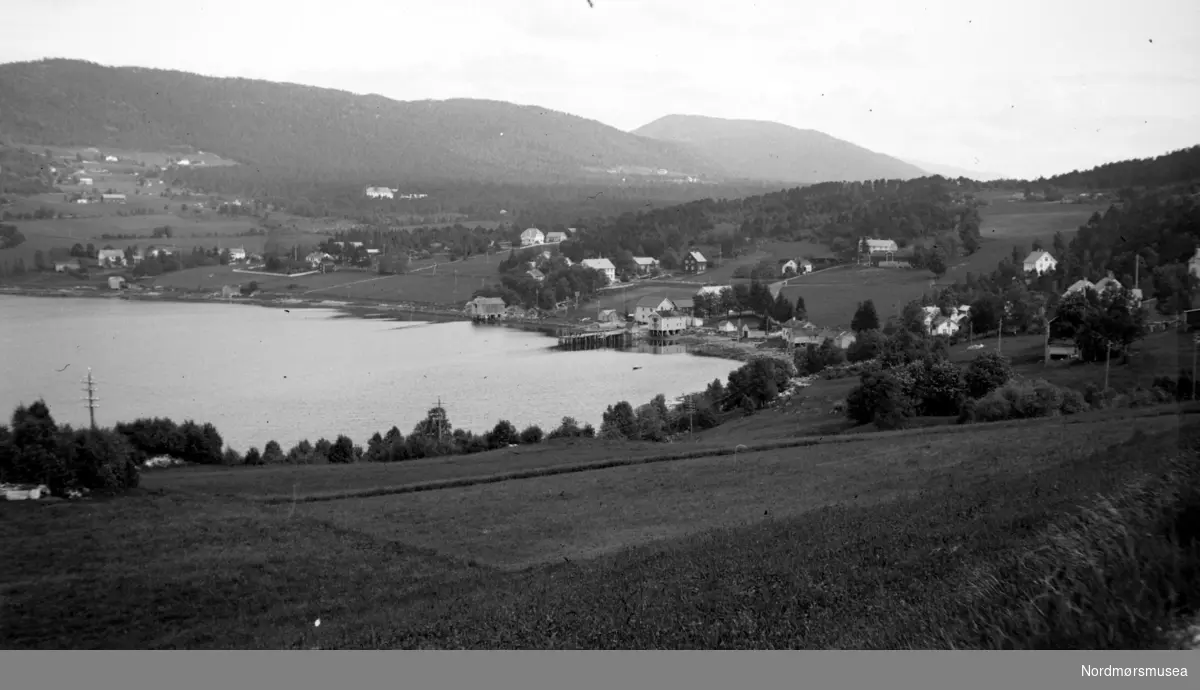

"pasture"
[2,409,1196,648]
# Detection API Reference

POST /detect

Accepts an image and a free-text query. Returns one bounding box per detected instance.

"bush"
[909,359,968,417]
[845,371,914,429]
[488,420,519,447]
[328,435,356,463]
[221,447,242,465]
[519,425,544,444]
[846,329,885,363]
[243,447,263,466]
[970,380,1089,423]
[964,352,1013,398]
[262,440,284,464]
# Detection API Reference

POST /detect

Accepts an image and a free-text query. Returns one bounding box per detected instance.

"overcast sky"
[4,0,1198,179]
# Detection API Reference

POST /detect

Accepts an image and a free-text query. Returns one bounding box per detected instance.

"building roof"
[632,256,657,266]
[581,258,616,271]
[673,298,694,309]
[865,238,898,251]
[636,295,675,309]
[472,296,507,306]
[1023,250,1054,265]
[696,285,731,296]
[687,251,708,263]
[521,227,543,237]
[1064,278,1094,294]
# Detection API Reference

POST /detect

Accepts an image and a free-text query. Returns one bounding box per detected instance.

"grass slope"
[3,410,1197,649]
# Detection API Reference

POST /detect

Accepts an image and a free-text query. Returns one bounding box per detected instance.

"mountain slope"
[0,59,723,185]
[633,114,926,184]
[903,158,1008,182]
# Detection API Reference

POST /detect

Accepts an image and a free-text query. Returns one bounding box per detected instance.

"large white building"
[365,186,395,199]
[580,258,616,283]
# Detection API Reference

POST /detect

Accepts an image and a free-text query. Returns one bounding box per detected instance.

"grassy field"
[3,408,1196,649]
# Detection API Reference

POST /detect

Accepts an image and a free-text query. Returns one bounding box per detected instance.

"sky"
[3,0,1199,179]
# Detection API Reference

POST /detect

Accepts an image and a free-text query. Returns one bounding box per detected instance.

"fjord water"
[0,296,741,452]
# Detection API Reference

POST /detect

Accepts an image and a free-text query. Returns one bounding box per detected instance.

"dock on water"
[556,326,632,350]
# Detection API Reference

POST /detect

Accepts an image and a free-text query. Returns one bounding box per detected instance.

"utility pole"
[81,368,99,430]
[1104,341,1112,391]
[1043,315,1058,366]
[1192,333,1199,400]
[997,315,1003,356]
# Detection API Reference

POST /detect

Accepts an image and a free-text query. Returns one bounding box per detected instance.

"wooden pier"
[556,326,632,351]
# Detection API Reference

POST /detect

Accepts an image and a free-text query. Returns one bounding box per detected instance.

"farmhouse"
[798,259,813,274]
[221,285,239,299]
[227,247,247,262]
[632,256,659,274]
[647,312,687,338]
[364,186,394,199]
[716,320,737,334]
[105,155,119,163]
[580,258,616,283]
[545,231,568,243]
[107,276,126,290]
[520,228,545,247]
[101,193,126,203]
[682,251,708,274]
[921,305,971,336]
[779,259,798,275]
[635,296,677,324]
[1022,250,1057,275]
[96,249,125,267]
[54,260,81,273]
[465,297,507,321]
[673,298,695,316]
[526,268,546,283]
[78,177,93,186]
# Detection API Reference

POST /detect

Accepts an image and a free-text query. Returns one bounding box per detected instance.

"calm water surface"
[0,296,741,451]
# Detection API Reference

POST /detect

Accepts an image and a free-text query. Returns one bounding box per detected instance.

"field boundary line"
[253,405,1200,505]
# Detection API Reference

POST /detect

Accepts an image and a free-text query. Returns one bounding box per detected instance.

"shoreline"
[0,284,763,362]
[0,285,738,356]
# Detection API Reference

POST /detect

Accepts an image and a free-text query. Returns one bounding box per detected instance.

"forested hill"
[634,114,927,184]
[1044,145,1200,190]
[0,59,725,186]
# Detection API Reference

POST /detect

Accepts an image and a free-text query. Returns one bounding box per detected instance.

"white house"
[580,258,616,283]
[1022,250,1057,275]
[798,259,814,274]
[305,251,333,267]
[107,276,126,290]
[632,256,659,274]
[365,186,394,199]
[716,320,738,334]
[101,193,126,203]
[545,231,568,244]
[97,249,125,266]
[864,238,899,254]
[520,228,545,247]
[921,305,971,336]
[78,177,93,186]
[779,259,798,275]
[177,159,191,166]
[227,247,247,262]
[635,296,677,324]
[104,155,119,163]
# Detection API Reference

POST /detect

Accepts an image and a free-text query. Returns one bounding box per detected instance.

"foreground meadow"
[2,409,1197,649]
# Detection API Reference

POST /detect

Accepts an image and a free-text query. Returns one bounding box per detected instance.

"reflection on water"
[632,338,689,355]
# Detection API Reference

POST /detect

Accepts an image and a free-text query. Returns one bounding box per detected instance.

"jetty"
[556,326,632,351]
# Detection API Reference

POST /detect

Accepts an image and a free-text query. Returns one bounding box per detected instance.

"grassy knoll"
[3,411,1195,649]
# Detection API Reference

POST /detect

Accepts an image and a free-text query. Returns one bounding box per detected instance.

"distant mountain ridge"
[633,114,927,184]
[0,59,725,186]
[902,158,1008,182]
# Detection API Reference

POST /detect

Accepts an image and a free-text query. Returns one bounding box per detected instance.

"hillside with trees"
[1045,145,1200,190]
[634,114,927,184]
[0,59,728,187]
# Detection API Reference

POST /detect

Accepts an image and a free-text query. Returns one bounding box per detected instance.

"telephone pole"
[81,368,99,429]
